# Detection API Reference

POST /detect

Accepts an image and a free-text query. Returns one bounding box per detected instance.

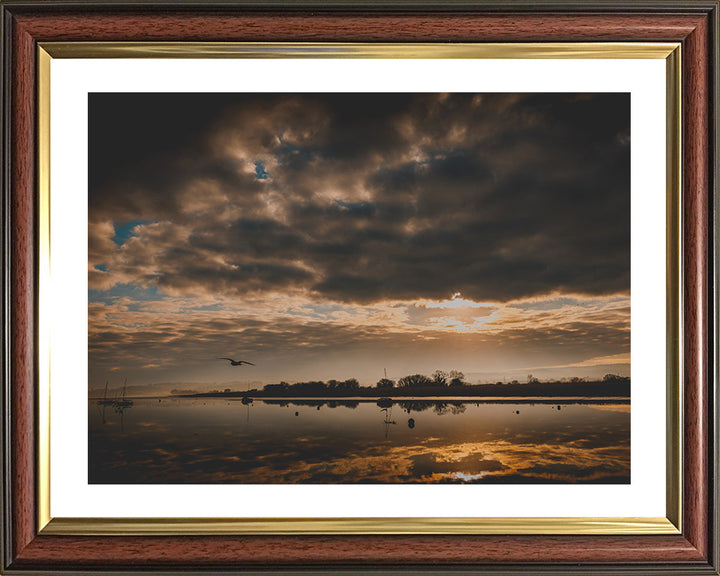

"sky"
[88,93,630,393]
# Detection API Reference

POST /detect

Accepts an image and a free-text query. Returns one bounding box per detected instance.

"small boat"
[113,378,134,408]
[97,380,114,406]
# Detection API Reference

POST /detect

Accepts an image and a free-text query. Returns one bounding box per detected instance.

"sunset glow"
[89,93,630,395]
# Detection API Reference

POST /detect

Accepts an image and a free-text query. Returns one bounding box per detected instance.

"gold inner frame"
[36,42,682,536]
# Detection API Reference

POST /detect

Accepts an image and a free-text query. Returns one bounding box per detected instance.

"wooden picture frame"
[1,1,717,573]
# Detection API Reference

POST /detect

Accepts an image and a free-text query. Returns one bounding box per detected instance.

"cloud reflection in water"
[89,398,629,484]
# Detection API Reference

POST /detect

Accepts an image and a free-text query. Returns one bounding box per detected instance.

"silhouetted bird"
[216,358,255,366]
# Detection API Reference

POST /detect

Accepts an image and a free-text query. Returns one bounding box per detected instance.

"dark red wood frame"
[1,2,717,574]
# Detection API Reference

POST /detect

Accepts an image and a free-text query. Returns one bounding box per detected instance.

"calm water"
[88,397,630,484]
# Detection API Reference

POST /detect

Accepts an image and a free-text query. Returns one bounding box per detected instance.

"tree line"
[263,378,360,395]
[183,372,630,399]
[241,372,630,393]
[377,369,466,388]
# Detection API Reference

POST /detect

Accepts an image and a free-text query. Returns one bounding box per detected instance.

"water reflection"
[380,406,397,439]
[89,398,630,484]
[95,397,134,432]
[263,399,360,409]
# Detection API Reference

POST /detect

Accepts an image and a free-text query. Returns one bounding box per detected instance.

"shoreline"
[91,395,630,404]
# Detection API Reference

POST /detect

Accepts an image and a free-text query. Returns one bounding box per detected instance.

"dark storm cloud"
[89,93,629,303]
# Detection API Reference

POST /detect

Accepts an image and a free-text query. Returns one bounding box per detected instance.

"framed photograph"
[1,1,717,574]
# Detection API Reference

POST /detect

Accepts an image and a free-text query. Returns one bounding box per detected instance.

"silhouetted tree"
[603,373,629,383]
[398,374,433,388]
[264,382,290,393]
[338,378,359,391]
[431,370,448,386]
[376,378,395,389]
[448,370,465,386]
[289,380,327,394]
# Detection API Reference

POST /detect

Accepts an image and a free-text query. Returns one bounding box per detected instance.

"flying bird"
[216,358,255,366]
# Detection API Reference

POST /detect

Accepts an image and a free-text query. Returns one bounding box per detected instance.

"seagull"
[216,358,255,366]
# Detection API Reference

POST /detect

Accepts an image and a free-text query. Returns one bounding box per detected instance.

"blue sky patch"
[190,303,224,312]
[254,161,269,180]
[94,263,108,272]
[335,199,376,217]
[516,297,598,311]
[89,283,165,305]
[113,220,152,246]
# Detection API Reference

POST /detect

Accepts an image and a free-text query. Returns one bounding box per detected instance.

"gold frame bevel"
[36,41,682,537]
